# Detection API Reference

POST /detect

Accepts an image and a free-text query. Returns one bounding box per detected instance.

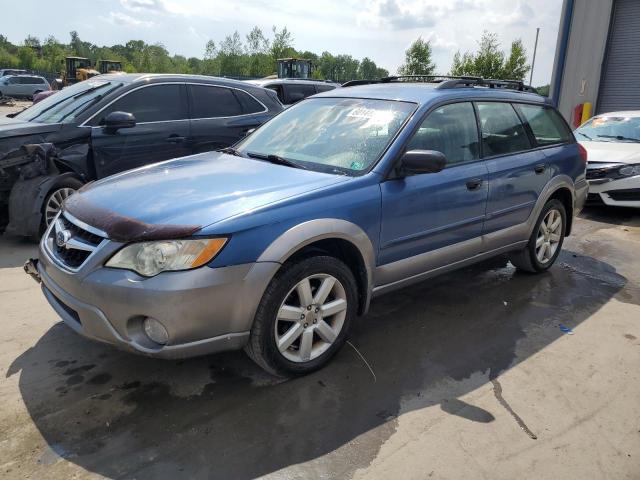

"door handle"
[534,164,546,174]
[166,135,186,143]
[466,178,483,191]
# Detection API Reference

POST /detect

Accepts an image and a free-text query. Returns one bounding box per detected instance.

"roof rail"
[280,78,338,84]
[342,74,537,93]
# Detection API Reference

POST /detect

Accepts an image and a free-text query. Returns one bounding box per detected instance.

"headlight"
[106,238,227,277]
[619,165,640,176]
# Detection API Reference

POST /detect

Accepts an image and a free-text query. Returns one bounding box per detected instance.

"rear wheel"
[509,199,566,273]
[245,255,357,376]
[41,177,84,230]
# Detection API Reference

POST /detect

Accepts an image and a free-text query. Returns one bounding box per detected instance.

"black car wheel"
[509,199,566,273]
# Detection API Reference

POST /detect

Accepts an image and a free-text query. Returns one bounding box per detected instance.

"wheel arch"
[257,219,376,315]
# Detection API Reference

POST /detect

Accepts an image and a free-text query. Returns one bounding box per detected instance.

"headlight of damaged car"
[106,238,227,277]
[619,165,640,176]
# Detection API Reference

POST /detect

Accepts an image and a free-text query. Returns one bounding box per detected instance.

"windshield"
[14,80,123,124]
[236,97,416,175]
[575,115,640,143]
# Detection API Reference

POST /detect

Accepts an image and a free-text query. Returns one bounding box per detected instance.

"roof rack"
[342,74,537,93]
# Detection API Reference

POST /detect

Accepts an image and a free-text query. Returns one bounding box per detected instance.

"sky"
[4,0,563,86]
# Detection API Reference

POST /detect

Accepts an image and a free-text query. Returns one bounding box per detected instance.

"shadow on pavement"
[579,205,640,227]
[7,251,633,479]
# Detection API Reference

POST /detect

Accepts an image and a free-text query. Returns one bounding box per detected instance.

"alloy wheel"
[274,274,348,363]
[535,208,562,264]
[44,187,75,226]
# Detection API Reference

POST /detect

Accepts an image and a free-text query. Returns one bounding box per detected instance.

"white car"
[575,111,640,207]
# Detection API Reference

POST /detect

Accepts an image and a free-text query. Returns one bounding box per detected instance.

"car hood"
[580,140,640,166]
[65,152,350,239]
[0,115,62,139]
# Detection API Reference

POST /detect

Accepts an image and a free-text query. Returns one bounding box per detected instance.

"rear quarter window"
[516,104,572,146]
[234,89,265,114]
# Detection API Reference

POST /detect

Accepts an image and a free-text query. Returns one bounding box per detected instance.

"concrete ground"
[0,99,32,116]
[0,207,639,480]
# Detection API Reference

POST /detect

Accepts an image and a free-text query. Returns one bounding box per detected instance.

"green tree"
[359,57,378,79]
[450,31,530,81]
[270,26,295,61]
[501,39,530,80]
[397,37,436,76]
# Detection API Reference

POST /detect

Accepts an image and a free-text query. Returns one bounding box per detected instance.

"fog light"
[143,317,169,345]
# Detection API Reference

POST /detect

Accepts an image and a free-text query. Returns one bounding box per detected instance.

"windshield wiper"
[577,132,592,140]
[597,134,640,143]
[218,146,246,157]
[27,82,115,122]
[246,151,308,170]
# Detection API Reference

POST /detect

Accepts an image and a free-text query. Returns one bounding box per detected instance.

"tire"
[509,199,566,273]
[41,176,84,233]
[245,255,358,376]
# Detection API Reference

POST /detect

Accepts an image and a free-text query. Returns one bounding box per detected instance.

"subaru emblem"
[56,229,72,248]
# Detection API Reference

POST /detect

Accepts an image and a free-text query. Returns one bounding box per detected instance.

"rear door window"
[189,84,243,118]
[406,102,480,165]
[516,104,572,146]
[94,84,188,124]
[284,84,317,104]
[476,102,531,156]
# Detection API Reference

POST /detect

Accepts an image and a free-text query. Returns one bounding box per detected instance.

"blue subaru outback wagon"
[28,76,588,376]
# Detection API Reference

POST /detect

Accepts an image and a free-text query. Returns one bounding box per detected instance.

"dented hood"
[64,152,349,241]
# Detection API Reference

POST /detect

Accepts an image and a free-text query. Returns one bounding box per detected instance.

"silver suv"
[0,75,50,99]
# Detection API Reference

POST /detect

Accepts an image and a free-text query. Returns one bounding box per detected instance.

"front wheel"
[41,177,84,231]
[509,199,566,273]
[245,255,358,376]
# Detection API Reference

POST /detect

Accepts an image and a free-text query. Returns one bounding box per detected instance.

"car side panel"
[484,149,549,234]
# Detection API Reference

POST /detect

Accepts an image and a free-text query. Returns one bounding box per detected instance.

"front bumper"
[36,240,280,359]
[587,175,640,208]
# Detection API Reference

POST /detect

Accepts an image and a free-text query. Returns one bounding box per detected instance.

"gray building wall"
[550,0,613,122]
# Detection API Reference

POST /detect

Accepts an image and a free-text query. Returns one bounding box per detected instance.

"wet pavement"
[0,206,639,479]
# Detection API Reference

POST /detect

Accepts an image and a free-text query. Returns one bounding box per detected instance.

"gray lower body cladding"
[37,241,280,359]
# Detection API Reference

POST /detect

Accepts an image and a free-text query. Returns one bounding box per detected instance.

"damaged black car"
[0,73,283,237]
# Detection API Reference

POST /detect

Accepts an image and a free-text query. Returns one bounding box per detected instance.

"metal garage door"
[597,0,640,114]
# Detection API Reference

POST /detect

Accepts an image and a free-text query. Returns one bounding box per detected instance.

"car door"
[379,102,489,274]
[187,83,267,153]
[89,83,191,178]
[477,102,549,234]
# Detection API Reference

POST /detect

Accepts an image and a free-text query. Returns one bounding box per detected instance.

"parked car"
[0,69,27,77]
[576,111,640,207]
[33,90,58,104]
[0,73,283,237]
[246,78,339,107]
[28,77,587,376]
[0,75,50,99]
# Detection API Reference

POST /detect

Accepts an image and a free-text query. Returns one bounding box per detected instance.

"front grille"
[586,193,605,205]
[607,188,640,202]
[45,212,106,271]
[586,167,619,180]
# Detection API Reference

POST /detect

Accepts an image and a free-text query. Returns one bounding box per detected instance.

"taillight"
[577,143,588,164]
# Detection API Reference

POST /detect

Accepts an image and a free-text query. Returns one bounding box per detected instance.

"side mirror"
[400,150,446,175]
[102,111,136,132]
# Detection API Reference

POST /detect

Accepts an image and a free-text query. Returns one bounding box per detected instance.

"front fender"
[256,218,376,313]
[5,172,79,237]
